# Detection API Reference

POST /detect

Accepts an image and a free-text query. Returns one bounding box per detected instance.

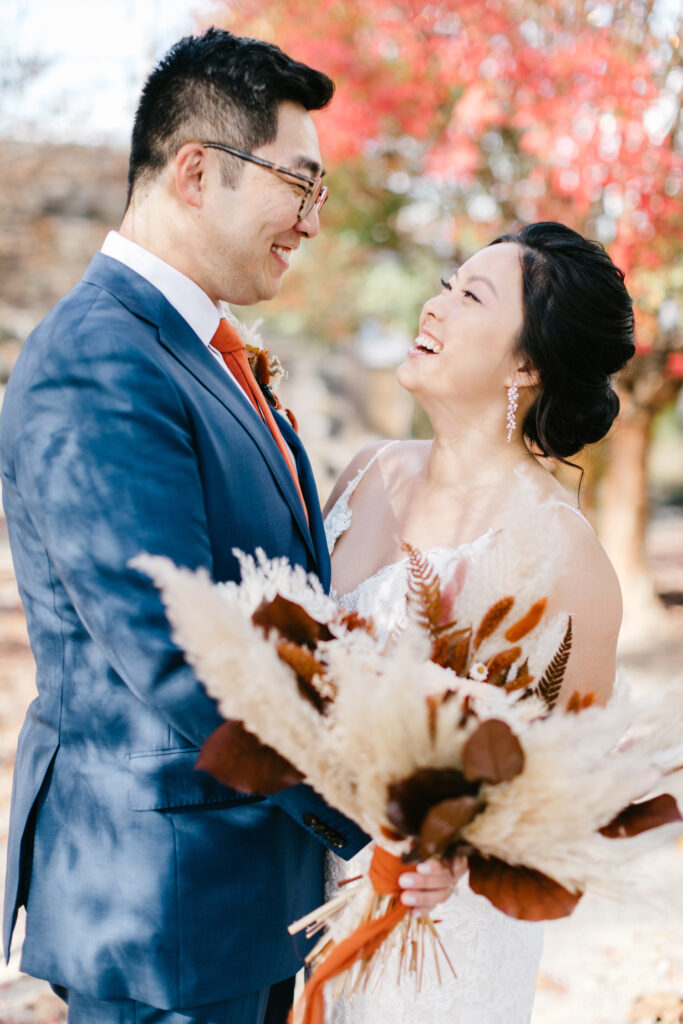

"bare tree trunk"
[599,398,661,628]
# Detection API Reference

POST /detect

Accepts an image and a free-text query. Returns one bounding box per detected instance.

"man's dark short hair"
[126,27,334,204]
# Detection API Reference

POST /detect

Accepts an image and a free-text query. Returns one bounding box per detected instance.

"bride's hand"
[398,856,468,913]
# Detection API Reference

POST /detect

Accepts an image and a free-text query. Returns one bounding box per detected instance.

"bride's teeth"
[415,333,442,353]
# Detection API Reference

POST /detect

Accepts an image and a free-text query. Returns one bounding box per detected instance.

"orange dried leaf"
[468,854,582,921]
[486,646,522,687]
[504,672,535,693]
[338,609,376,636]
[275,640,332,713]
[197,720,304,795]
[473,597,515,651]
[252,594,333,649]
[504,598,548,643]
[599,793,682,838]
[418,796,482,859]
[565,689,595,713]
[463,719,525,784]
[431,627,471,674]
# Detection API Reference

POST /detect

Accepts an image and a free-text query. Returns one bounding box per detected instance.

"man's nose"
[295,205,320,239]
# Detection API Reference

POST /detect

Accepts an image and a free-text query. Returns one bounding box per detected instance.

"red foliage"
[209,0,681,293]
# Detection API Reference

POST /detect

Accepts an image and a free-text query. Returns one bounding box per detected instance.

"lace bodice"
[323,444,544,1024]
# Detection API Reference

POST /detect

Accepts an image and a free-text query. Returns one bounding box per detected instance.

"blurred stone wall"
[0,140,128,380]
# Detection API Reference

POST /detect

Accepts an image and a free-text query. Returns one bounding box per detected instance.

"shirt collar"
[100,230,221,346]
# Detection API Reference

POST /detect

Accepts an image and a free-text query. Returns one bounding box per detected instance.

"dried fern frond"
[534,617,573,710]
[403,542,443,636]
[473,597,515,651]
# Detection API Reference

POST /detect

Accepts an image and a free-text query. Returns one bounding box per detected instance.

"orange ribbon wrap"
[291,846,410,1024]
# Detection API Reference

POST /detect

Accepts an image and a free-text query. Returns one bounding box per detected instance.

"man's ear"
[173,143,207,209]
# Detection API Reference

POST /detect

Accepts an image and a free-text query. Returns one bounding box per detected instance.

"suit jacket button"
[303,813,319,829]
[330,836,347,850]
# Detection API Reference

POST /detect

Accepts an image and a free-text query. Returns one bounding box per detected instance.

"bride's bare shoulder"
[323,440,427,516]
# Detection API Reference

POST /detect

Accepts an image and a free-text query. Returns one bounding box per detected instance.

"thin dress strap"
[324,441,397,555]
[547,500,595,532]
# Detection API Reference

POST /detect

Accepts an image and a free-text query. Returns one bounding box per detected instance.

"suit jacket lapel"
[278,415,331,590]
[82,254,317,564]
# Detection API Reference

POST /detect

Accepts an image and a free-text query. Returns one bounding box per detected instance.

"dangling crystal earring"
[506,383,519,443]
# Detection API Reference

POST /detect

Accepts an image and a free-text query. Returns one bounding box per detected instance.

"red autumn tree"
[209,0,682,610]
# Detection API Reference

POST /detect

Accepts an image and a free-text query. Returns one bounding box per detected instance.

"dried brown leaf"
[463,719,525,784]
[418,796,482,858]
[599,793,682,838]
[534,616,573,710]
[473,597,515,651]
[387,768,478,837]
[197,720,304,794]
[252,594,333,649]
[504,598,548,643]
[468,854,582,921]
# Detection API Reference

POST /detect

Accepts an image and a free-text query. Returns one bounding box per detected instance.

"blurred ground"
[1,479,682,1023]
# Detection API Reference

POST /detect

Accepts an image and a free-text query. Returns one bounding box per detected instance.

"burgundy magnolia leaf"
[599,793,682,838]
[387,768,478,837]
[418,796,482,859]
[463,719,525,784]
[196,720,304,795]
[468,854,582,921]
[437,558,468,626]
[252,594,333,649]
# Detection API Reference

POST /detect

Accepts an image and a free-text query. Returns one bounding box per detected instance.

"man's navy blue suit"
[0,253,366,1011]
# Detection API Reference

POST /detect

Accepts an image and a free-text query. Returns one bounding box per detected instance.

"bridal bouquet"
[135,508,683,1022]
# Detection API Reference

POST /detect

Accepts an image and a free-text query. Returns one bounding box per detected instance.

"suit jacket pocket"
[127,747,263,811]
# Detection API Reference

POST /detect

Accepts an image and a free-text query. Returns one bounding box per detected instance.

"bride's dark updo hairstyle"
[490,222,636,460]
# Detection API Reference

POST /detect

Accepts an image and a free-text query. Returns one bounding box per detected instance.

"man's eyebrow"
[454,267,499,298]
[292,155,325,178]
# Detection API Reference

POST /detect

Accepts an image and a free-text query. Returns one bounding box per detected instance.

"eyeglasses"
[202,142,328,220]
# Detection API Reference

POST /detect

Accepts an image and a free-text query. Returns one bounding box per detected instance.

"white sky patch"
[1,0,211,145]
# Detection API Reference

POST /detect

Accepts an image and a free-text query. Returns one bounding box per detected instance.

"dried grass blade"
[473,597,515,651]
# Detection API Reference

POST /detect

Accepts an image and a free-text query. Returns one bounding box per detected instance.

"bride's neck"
[425,429,536,492]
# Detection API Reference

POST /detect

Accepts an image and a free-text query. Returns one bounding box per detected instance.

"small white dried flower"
[469,662,489,682]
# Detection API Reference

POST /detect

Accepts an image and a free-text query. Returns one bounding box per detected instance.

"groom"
[0,29,370,1024]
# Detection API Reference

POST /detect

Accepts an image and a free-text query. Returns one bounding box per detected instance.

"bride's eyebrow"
[454,267,499,299]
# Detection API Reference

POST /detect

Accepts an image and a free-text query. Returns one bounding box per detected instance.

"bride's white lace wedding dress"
[323,444,544,1024]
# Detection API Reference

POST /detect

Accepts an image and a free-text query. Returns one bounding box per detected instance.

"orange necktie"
[211,319,309,523]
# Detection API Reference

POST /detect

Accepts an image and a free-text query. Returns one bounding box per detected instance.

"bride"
[322,222,636,1024]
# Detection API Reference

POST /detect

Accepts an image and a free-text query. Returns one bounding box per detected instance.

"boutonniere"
[220,304,298,432]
